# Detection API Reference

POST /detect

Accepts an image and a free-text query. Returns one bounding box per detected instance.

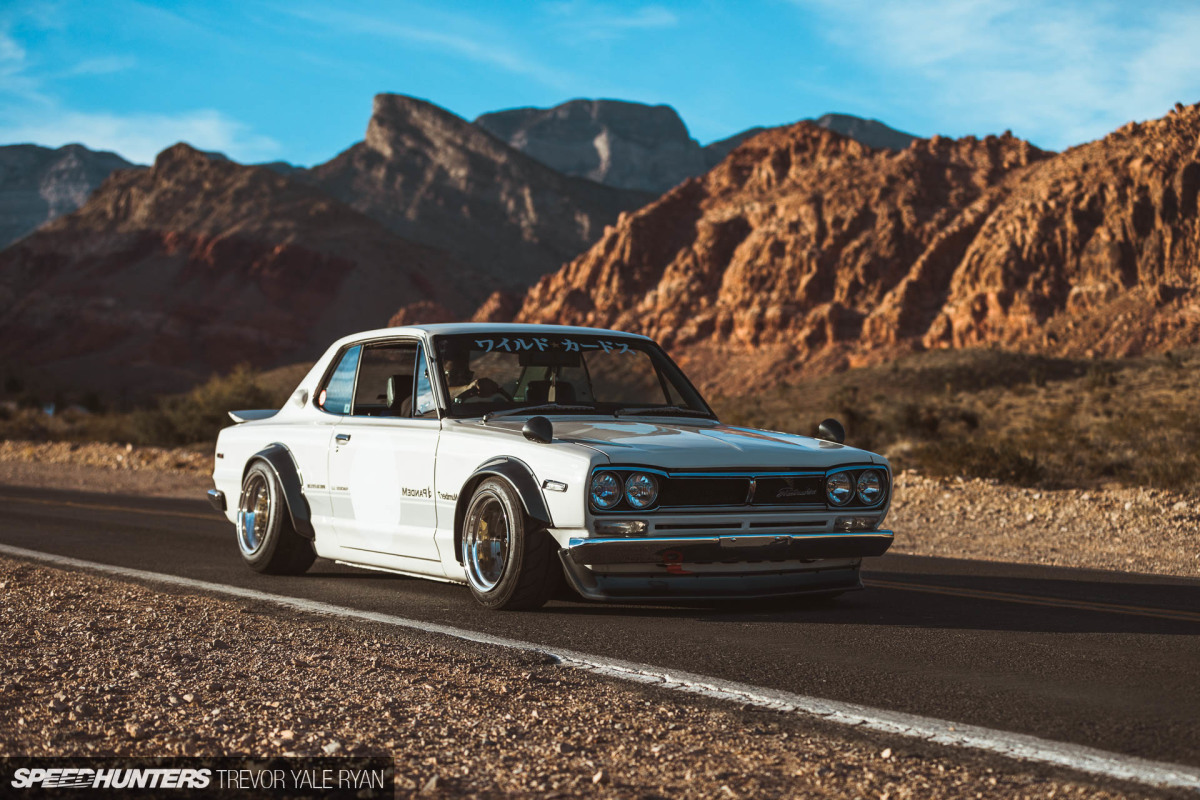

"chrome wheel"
[237,471,271,556]
[464,493,511,592]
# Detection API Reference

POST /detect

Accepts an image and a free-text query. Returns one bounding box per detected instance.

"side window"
[352,342,418,416]
[413,346,438,418]
[319,345,361,415]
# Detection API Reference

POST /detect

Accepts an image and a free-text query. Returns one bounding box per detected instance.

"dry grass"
[711,347,1200,491]
[5,346,1198,490]
[0,363,310,447]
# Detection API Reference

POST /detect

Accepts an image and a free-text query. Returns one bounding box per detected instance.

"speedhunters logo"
[2,757,392,798]
[11,768,211,789]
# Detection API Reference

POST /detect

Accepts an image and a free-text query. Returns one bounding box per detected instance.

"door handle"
[335,433,351,443]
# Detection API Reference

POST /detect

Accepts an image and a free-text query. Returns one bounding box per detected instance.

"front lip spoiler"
[564,531,893,566]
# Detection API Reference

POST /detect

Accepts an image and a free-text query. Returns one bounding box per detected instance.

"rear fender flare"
[244,444,315,540]
[453,457,552,563]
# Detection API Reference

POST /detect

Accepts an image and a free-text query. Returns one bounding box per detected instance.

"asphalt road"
[3,485,1199,769]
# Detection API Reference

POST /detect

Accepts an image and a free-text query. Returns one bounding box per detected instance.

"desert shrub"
[1028,363,1047,388]
[130,365,281,446]
[911,439,1047,486]
[898,402,940,437]
[1085,364,1117,390]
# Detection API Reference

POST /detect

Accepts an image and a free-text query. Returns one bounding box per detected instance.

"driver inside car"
[444,353,502,401]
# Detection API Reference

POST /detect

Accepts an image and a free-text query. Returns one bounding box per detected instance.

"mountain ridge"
[307,94,652,291]
[0,143,138,247]
[510,104,1200,390]
[0,143,474,398]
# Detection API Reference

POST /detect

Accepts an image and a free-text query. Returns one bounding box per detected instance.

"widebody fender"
[453,457,553,563]
[246,444,315,540]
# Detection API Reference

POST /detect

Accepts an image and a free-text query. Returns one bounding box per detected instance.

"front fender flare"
[245,444,315,541]
[453,457,553,563]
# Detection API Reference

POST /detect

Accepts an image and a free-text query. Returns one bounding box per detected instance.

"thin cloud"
[792,0,1200,149]
[542,2,678,39]
[0,26,52,104]
[0,22,274,163]
[0,27,25,64]
[281,5,575,91]
[63,55,138,76]
[0,108,280,164]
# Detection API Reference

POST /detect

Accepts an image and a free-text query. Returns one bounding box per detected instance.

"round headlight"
[857,470,884,504]
[589,472,621,509]
[826,472,853,506]
[624,472,660,509]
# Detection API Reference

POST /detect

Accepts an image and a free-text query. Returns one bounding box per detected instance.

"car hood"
[485,417,886,471]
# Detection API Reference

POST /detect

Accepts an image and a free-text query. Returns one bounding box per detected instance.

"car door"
[309,343,363,538]
[327,338,442,561]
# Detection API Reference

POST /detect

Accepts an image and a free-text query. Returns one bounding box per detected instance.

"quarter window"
[319,345,361,414]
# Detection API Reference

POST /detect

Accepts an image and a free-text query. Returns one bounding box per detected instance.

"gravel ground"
[0,440,210,499]
[0,556,1173,799]
[2,439,1198,577]
[889,471,1200,578]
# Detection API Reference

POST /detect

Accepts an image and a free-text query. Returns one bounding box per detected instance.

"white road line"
[3,543,1199,792]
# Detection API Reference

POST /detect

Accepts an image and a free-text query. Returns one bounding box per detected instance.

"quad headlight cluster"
[590,467,886,511]
[826,468,887,506]
[590,471,660,510]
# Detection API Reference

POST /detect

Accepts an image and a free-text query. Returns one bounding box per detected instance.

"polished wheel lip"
[237,472,270,557]
[464,492,510,593]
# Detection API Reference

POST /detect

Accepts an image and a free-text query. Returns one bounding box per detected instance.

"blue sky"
[2,1,1199,166]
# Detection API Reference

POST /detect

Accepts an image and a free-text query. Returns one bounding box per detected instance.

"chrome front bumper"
[566,531,893,565]
[558,530,892,602]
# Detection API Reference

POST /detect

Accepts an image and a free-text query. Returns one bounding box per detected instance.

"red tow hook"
[659,549,691,575]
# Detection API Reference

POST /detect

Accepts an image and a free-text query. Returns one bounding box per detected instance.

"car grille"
[654,474,826,508]
[658,477,748,507]
[752,476,824,506]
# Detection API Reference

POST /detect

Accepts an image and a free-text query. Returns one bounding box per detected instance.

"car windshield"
[433,332,714,419]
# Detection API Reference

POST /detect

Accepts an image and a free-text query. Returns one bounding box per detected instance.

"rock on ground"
[0,556,1160,799]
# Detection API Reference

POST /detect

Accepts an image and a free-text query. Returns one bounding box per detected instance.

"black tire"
[236,461,315,575]
[462,478,562,610]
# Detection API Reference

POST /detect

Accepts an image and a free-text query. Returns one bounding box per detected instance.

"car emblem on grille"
[776,487,817,498]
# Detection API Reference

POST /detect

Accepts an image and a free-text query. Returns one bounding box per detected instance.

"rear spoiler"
[228,409,278,424]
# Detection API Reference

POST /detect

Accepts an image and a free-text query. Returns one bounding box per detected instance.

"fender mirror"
[522,416,554,444]
[817,418,845,444]
[292,389,309,408]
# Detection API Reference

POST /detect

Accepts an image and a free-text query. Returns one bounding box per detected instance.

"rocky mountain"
[702,128,767,169]
[475,99,707,194]
[703,117,914,170]
[812,114,917,151]
[511,103,1200,389]
[0,144,473,399]
[307,94,652,290]
[899,104,1200,358]
[0,144,137,247]
[477,101,919,191]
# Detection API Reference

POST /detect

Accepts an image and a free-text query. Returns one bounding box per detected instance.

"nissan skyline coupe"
[208,323,894,610]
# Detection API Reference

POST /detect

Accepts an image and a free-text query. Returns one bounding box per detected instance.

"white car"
[209,323,894,610]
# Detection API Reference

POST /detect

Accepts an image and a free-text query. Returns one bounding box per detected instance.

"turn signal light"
[595,520,648,536]
[834,516,880,532]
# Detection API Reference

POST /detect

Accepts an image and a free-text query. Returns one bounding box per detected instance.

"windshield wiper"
[483,403,597,422]
[613,405,713,418]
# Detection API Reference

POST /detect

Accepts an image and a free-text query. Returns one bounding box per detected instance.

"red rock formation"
[470,290,521,323]
[0,144,474,398]
[514,104,1200,388]
[388,300,457,327]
